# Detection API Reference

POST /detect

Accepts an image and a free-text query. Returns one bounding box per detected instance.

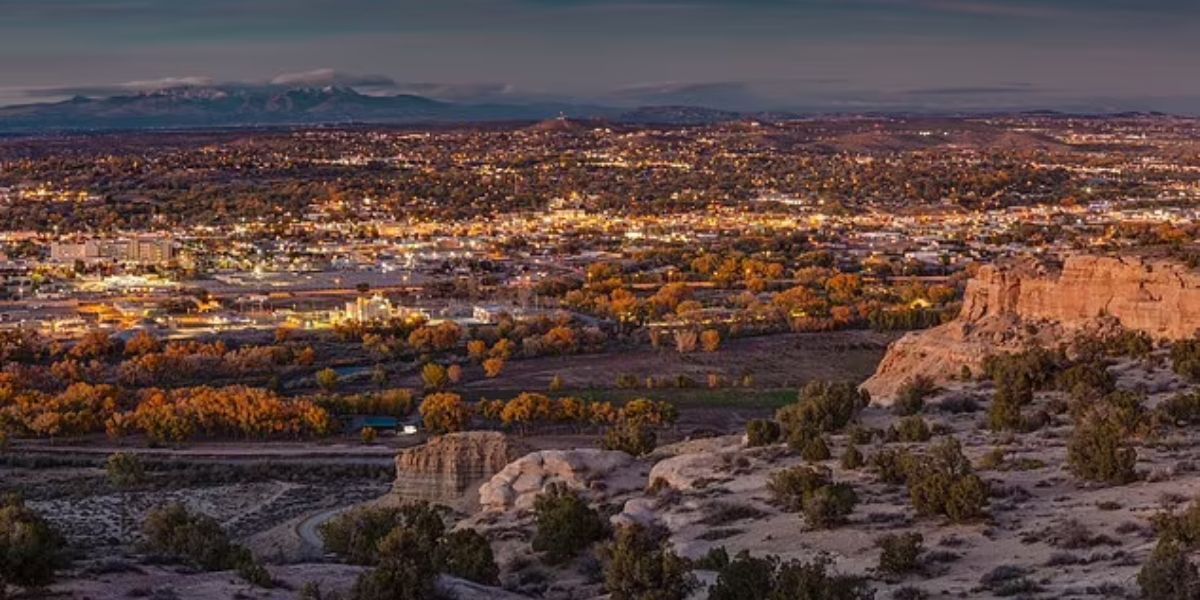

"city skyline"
[2,0,1199,113]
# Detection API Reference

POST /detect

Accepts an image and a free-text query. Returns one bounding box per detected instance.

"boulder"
[393,432,530,511]
[478,449,640,512]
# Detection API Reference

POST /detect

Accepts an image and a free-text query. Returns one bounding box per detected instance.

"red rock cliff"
[861,255,1200,403]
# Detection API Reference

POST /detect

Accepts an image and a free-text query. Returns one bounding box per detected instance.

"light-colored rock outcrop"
[478,449,643,512]
[393,432,530,510]
[862,255,1200,403]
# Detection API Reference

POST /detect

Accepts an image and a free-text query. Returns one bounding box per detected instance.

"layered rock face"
[862,255,1200,403]
[393,432,530,510]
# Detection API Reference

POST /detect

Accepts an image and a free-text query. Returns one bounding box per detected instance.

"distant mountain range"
[0,85,758,133]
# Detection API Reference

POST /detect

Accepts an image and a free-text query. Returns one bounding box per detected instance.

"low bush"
[877,532,924,577]
[745,419,781,447]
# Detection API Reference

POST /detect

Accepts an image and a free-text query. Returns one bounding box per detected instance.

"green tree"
[532,483,608,564]
[315,368,340,393]
[0,495,66,588]
[603,523,697,600]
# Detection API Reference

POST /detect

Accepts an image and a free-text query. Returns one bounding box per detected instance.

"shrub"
[841,444,864,470]
[905,438,988,522]
[141,503,255,572]
[1067,407,1137,485]
[870,447,916,485]
[803,485,859,529]
[1161,391,1200,425]
[602,420,657,457]
[799,435,832,461]
[773,554,872,599]
[0,495,66,588]
[896,416,931,442]
[439,529,499,585]
[877,533,924,577]
[603,523,697,600]
[1171,339,1200,382]
[768,466,858,528]
[1151,498,1200,548]
[706,550,775,600]
[776,381,866,447]
[351,525,438,600]
[1137,539,1200,600]
[106,452,146,488]
[532,483,608,564]
[320,504,444,566]
[745,419,781,447]
[894,376,937,416]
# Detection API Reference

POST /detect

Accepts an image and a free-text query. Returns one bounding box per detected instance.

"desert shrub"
[767,466,857,528]
[745,419,781,447]
[894,376,937,416]
[603,523,697,600]
[1151,499,1200,548]
[776,381,866,449]
[693,546,731,570]
[350,526,438,600]
[1171,339,1200,382]
[983,348,1064,390]
[877,532,924,577]
[1056,361,1115,396]
[803,485,859,529]
[1067,407,1137,485]
[1160,391,1200,425]
[870,447,916,485]
[141,503,256,573]
[439,529,499,585]
[895,416,931,442]
[773,554,872,599]
[1137,539,1200,600]
[799,435,832,461]
[987,377,1032,432]
[532,483,608,564]
[847,425,875,445]
[706,550,775,600]
[0,494,66,588]
[602,420,657,456]
[320,504,445,566]
[841,444,864,470]
[106,452,146,488]
[905,437,988,522]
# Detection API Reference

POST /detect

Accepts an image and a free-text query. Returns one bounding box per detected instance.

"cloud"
[904,83,1041,96]
[25,76,215,98]
[269,68,395,88]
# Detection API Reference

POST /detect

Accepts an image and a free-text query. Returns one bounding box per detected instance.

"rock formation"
[478,449,645,512]
[862,254,1200,403]
[393,432,530,511]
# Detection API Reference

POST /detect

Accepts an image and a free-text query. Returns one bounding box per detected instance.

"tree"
[446,364,463,385]
[321,504,445,566]
[1138,539,1200,600]
[1067,406,1137,485]
[439,529,499,585]
[0,495,66,588]
[106,452,146,488]
[422,363,449,390]
[603,523,697,600]
[141,503,257,573]
[707,551,872,600]
[745,419,781,447]
[674,330,699,354]
[876,533,924,577]
[700,329,721,353]
[482,357,505,378]
[315,368,339,393]
[419,393,471,434]
[905,437,988,522]
[532,483,608,564]
[351,526,438,600]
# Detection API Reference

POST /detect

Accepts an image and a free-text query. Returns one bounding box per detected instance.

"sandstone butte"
[861,254,1200,404]
[392,431,530,511]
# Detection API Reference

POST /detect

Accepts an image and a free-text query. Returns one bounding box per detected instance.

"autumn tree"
[420,393,471,434]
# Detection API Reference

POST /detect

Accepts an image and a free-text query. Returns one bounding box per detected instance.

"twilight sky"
[1,0,1198,113]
